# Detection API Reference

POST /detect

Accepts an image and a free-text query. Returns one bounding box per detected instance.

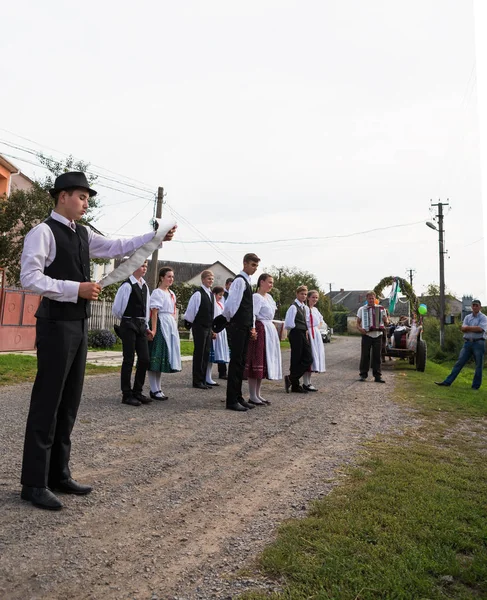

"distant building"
[0,154,34,196]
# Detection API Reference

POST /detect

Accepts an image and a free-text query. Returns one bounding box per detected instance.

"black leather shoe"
[374,378,386,384]
[21,486,63,510]
[226,403,248,411]
[51,478,92,495]
[219,375,228,380]
[193,383,209,390]
[434,381,450,386]
[291,386,308,393]
[206,382,220,386]
[150,391,169,400]
[303,385,318,392]
[284,375,291,393]
[133,392,152,404]
[239,400,255,409]
[359,377,367,382]
[122,394,141,406]
[248,399,265,406]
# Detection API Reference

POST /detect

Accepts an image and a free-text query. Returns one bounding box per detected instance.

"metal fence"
[88,300,116,331]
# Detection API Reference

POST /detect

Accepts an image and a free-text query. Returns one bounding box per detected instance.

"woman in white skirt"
[147,267,182,400]
[304,289,326,392]
[206,286,230,386]
[244,273,282,405]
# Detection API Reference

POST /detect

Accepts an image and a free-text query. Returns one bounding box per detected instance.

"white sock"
[303,372,311,386]
[206,363,216,384]
[148,371,163,395]
[256,379,266,402]
[248,378,259,402]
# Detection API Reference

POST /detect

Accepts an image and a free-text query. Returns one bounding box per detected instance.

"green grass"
[88,340,194,356]
[241,362,487,600]
[0,354,119,386]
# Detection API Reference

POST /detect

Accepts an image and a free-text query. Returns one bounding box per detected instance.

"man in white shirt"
[112,260,152,406]
[222,253,260,411]
[184,270,216,390]
[356,291,389,383]
[19,171,176,511]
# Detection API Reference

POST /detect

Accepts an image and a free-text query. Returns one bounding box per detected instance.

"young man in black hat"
[222,253,260,411]
[183,270,216,389]
[19,172,176,511]
[112,260,152,406]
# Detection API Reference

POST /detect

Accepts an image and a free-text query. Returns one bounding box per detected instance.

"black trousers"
[359,334,382,379]
[288,328,314,385]
[119,318,150,395]
[21,318,88,488]
[192,324,212,385]
[226,323,251,406]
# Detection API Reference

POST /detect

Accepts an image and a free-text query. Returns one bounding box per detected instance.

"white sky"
[1,0,485,301]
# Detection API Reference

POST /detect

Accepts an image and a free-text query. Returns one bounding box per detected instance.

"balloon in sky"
[418,304,427,315]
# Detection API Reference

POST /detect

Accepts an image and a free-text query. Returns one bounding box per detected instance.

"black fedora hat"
[49,171,97,198]
[212,314,228,334]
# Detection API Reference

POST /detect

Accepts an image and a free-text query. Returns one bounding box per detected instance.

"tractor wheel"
[416,340,427,372]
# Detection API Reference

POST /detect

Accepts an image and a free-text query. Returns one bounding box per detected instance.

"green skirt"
[149,321,177,373]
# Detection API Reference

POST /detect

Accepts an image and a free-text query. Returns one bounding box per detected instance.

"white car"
[320,321,332,343]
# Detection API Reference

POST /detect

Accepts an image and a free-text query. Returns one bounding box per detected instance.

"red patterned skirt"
[244,320,268,379]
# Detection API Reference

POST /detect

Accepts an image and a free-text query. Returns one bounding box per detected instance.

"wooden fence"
[87,300,116,331]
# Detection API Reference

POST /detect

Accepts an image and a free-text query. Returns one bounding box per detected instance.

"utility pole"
[147,187,164,290]
[406,269,415,287]
[430,199,449,350]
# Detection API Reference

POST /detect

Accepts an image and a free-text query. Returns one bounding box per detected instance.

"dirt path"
[0,337,412,599]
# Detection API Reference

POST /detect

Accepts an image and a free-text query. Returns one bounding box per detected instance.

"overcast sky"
[1,0,484,303]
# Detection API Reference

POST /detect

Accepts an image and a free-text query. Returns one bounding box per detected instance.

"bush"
[422,317,465,363]
[88,329,117,349]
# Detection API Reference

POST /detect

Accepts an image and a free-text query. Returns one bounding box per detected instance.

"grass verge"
[0,354,119,386]
[88,340,194,356]
[241,360,487,600]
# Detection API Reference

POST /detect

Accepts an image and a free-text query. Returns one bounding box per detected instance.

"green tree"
[0,155,101,286]
[424,283,452,317]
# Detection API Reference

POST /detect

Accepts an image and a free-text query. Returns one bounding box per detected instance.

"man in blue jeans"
[435,299,487,390]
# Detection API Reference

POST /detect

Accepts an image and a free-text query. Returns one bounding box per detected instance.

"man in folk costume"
[356,291,389,383]
[284,286,314,393]
[221,253,260,411]
[184,270,216,389]
[218,277,235,380]
[19,172,176,511]
[112,260,152,407]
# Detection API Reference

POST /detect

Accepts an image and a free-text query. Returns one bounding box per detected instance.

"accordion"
[361,305,385,332]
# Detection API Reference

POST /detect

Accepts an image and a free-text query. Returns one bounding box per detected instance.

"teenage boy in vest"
[19,171,176,511]
[184,270,216,389]
[222,253,260,411]
[218,277,235,380]
[112,260,152,406]
[356,291,388,383]
[284,286,314,393]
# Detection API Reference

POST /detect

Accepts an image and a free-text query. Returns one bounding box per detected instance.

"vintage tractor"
[374,276,427,372]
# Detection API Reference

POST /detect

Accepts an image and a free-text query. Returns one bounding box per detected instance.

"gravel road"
[0,336,412,600]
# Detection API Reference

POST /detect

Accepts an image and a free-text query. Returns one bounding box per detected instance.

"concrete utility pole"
[406,269,415,287]
[147,187,164,290]
[429,200,449,350]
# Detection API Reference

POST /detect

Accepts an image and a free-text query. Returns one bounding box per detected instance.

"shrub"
[422,317,465,363]
[88,329,117,349]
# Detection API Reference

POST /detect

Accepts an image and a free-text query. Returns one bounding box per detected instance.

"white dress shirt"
[183,285,213,323]
[284,300,309,330]
[112,276,150,322]
[20,210,156,304]
[222,271,252,322]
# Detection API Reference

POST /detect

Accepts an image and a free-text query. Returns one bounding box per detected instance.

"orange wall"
[0,164,11,196]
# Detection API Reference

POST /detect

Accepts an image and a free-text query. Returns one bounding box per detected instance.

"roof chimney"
[340,288,344,292]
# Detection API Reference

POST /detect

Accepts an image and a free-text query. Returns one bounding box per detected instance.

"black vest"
[35,217,91,321]
[122,279,148,319]
[231,274,253,328]
[294,302,308,331]
[193,288,214,327]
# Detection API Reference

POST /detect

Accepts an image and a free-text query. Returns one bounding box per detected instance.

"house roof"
[0,154,19,174]
[148,260,236,284]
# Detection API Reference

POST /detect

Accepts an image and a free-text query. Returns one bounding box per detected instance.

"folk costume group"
[18,172,330,511]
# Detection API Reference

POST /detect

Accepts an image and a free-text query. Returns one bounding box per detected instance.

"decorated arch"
[373,276,419,316]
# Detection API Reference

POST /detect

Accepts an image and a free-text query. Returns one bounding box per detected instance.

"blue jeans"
[444,340,485,388]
